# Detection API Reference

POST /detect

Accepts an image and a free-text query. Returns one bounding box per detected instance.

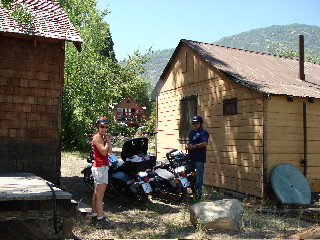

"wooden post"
[62,218,73,239]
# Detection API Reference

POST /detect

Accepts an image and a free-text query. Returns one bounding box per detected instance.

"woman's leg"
[91,166,109,217]
[92,183,107,217]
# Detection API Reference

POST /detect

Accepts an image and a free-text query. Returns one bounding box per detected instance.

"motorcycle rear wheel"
[83,172,94,191]
[136,191,149,203]
[168,187,187,202]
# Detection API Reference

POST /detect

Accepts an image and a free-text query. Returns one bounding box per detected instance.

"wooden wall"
[264,96,320,192]
[0,36,64,183]
[156,44,265,197]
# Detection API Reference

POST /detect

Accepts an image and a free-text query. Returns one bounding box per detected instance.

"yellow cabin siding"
[264,96,320,192]
[157,44,265,197]
[156,42,320,197]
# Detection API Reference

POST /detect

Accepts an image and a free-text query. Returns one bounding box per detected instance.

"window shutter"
[179,94,197,141]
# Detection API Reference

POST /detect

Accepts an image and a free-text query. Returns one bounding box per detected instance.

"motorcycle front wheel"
[168,187,187,202]
[83,172,94,191]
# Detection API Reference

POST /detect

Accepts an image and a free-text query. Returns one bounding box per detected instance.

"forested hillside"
[144,23,320,86]
[214,23,320,54]
[143,48,174,86]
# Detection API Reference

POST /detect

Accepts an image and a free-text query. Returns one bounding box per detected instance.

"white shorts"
[92,166,109,185]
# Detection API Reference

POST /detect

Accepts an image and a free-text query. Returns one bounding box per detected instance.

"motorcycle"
[151,149,196,202]
[81,137,157,203]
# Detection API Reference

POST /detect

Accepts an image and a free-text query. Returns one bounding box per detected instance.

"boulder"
[190,199,244,232]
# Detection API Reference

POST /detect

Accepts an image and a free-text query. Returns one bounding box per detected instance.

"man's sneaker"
[96,217,115,229]
[90,216,97,225]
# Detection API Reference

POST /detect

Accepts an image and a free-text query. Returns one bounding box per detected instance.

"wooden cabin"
[152,39,320,198]
[0,0,82,183]
[113,96,150,128]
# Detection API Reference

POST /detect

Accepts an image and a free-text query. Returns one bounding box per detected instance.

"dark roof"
[0,0,82,45]
[117,96,143,108]
[159,39,320,98]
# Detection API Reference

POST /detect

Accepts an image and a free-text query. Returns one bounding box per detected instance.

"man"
[185,116,209,199]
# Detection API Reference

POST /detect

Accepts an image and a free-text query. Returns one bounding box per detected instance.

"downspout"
[302,102,307,176]
[298,34,307,177]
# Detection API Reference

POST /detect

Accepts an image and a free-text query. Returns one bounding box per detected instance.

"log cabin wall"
[156,44,265,197]
[0,36,64,183]
[264,96,320,193]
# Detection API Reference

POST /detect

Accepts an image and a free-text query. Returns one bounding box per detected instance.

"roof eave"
[159,39,186,80]
[0,30,83,52]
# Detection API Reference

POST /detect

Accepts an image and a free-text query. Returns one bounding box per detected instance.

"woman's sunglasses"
[99,125,109,129]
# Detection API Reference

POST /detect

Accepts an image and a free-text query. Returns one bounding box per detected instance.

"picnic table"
[0,172,76,238]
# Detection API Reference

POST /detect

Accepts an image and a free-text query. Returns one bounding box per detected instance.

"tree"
[268,41,320,63]
[58,0,153,150]
[0,0,35,29]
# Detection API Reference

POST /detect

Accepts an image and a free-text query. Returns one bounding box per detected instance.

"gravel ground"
[1,147,317,239]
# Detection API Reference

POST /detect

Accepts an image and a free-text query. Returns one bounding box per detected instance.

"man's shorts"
[92,166,109,185]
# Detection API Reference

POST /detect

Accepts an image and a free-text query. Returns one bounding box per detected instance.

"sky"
[97,0,320,61]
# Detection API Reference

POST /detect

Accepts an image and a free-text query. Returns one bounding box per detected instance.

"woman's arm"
[93,134,111,156]
[106,133,112,153]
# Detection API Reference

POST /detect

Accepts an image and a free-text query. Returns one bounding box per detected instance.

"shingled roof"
[160,39,320,99]
[0,0,82,46]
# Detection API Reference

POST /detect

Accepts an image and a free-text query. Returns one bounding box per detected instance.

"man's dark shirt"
[188,128,209,163]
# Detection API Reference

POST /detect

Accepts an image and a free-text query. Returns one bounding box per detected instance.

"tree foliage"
[58,0,153,151]
[0,0,35,29]
[267,41,320,63]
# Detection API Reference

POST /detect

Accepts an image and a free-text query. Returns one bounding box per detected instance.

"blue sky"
[97,0,320,61]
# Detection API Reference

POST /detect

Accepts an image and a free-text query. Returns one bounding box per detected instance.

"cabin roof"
[116,96,143,108]
[159,39,320,99]
[0,0,82,44]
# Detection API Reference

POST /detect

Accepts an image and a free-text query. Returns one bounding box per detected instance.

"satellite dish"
[271,163,311,204]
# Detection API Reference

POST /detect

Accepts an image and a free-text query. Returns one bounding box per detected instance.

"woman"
[91,117,114,229]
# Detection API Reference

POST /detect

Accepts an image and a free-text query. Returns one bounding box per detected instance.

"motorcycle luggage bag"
[121,137,156,172]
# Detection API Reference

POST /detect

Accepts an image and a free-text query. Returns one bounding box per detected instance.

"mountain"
[143,23,320,86]
[214,23,320,54]
[143,48,174,86]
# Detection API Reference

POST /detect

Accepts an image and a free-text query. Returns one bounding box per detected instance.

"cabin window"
[179,94,198,141]
[223,98,237,115]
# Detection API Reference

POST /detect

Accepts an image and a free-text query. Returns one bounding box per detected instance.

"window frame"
[223,98,237,115]
[179,94,198,142]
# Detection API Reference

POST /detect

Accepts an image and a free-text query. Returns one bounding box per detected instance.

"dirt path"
[279,224,320,239]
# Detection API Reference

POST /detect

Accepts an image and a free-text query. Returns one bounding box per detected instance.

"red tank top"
[92,137,109,167]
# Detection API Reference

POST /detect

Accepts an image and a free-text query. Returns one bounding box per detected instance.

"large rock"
[190,199,244,232]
